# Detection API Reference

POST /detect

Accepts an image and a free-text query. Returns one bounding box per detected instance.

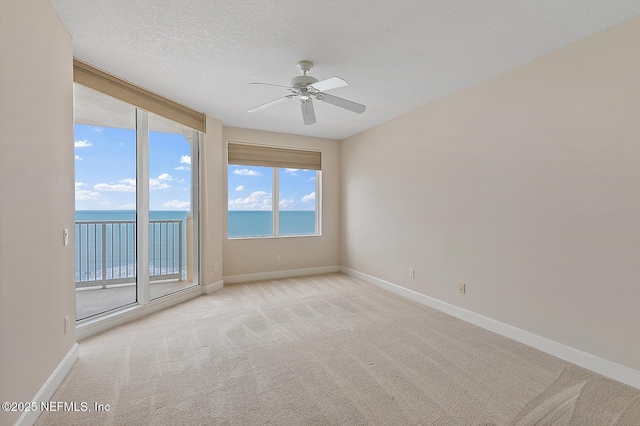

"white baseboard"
[203,280,224,294]
[76,285,203,341]
[340,266,640,391]
[17,343,79,426]
[223,265,340,284]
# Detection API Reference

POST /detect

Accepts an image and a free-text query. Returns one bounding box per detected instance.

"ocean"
[75,210,188,222]
[227,211,316,237]
[74,210,316,283]
[75,210,189,284]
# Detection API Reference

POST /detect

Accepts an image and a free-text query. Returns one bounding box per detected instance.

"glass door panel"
[148,113,199,300]
[74,84,138,320]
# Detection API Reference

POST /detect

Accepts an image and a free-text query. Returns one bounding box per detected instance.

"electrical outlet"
[276,255,281,262]
[63,229,69,246]
[459,283,466,294]
[409,268,415,278]
[64,315,70,334]
[213,263,219,272]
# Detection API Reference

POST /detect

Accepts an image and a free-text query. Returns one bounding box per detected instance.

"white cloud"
[302,192,316,203]
[158,173,173,181]
[100,201,111,205]
[75,155,82,160]
[235,185,244,191]
[76,190,99,200]
[180,155,191,165]
[94,178,136,192]
[163,199,190,209]
[149,178,170,190]
[74,140,91,148]
[94,177,170,192]
[76,183,98,200]
[307,176,316,181]
[228,191,272,211]
[93,127,103,133]
[284,168,299,176]
[174,166,190,171]
[119,203,136,209]
[232,168,262,176]
[279,198,294,210]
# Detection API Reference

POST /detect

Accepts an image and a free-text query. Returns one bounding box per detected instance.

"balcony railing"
[75,219,184,288]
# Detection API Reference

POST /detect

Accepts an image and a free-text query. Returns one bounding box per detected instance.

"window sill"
[227,234,322,241]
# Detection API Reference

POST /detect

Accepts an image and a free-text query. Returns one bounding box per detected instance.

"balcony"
[75,217,196,320]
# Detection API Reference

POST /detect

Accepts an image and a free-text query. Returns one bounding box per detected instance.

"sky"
[228,166,316,211]
[75,123,317,212]
[74,124,193,211]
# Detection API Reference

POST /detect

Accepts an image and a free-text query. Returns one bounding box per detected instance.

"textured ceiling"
[51,0,640,140]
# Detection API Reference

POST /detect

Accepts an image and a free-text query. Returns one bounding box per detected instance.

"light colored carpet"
[37,273,640,425]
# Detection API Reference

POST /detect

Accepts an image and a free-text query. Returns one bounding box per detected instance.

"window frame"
[73,81,202,321]
[227,163,322,240]
[274,167,321,238]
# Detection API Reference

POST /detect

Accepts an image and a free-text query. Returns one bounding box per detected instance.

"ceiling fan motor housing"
[290,75,319,90]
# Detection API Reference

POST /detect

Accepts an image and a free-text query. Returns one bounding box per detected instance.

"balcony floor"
[76,280,196,320]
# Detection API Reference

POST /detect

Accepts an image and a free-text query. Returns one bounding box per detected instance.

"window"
[74,86,137,320]
[278,168,318,235]
[147,113,200,301]
[73,60,203,320]
[227,143,321,238]
[228,166,273,237]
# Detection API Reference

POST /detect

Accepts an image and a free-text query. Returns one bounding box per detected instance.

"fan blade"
[301,99,316,125]
[248,96,292,113]
[309,77,348,92]
[250,82,292,89]
[318,93,366,114]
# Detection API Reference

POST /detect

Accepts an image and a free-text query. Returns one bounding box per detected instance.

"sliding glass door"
[74,84,138,320]
[74,84,199,320]
[148,113,199,300]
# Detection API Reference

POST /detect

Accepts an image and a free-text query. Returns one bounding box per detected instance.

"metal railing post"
[101,223,107,289]
[178,221,184,281]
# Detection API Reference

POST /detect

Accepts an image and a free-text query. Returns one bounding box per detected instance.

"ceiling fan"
[248,61,366,125]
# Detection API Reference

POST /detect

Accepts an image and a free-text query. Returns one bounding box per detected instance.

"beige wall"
[0,0,76,424]
[200,116,224,285]
[341,16,640,371]
[222,127,340,277]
